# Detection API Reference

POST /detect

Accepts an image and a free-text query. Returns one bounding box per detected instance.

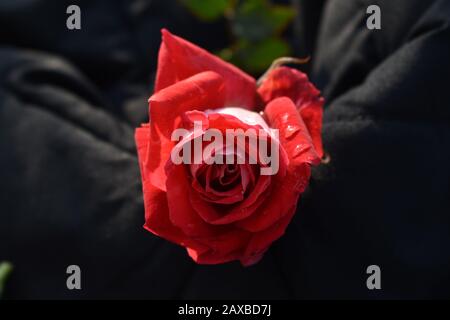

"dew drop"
[284,125,300,139]
[281,113,290,123]
[293,144,310,158]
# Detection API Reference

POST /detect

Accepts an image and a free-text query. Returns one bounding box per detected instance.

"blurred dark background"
[0,0,449,299]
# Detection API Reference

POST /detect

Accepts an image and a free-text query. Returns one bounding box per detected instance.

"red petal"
[147,71,225,191]
[135,125,150,184]
[236,163,310,232]
[240,204,297,266]
[190,173,271,225]
[156,29,257,109]
[187,248,242,265]
[258,67,324,157]
[184,112,274,225]
[142,180,208,255]
[188,229,251,265]
[236,97,316,232]
[165,160,225,237]
[264,96,320,166]
[191,164,246,205]
[135,128,208,254]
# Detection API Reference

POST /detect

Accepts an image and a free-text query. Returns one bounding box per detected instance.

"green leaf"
[232,37,291,74]
[0,262,13,298]
[217,47,234,62]
[232,0,272,42]
[180,0,232,22]
[270,5,296,33]
[232,0,295,41]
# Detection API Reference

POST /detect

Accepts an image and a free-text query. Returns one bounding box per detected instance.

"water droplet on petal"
[284,125,300,139]
[293,144,310,158]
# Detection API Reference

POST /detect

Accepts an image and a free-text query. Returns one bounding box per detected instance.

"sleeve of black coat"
[276,0,450,299]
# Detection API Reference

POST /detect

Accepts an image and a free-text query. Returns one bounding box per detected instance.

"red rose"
[135,29,324,266]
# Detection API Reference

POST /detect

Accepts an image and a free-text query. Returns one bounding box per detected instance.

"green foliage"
[180,0,232,21]
[221,37,291,74]
[232,0,295,42]
[0,262,13,298]
[179,0,296,74]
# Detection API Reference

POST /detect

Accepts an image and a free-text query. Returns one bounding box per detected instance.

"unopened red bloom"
[135,29,324,266]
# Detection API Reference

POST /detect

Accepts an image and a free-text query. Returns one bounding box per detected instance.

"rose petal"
[146,71,225,191]
[240,204,297,266]
[236,162,310,232]
[142,180,208,255]
[156,29,257,109]
[188,229,251,265]
[258,67,324,157]
[234,97,315,232]
[179,111,277,225]
[214,107,271,132]
[135,128,208,254]
[190,173,271,226]
[264,96,320,166]
[165,159,225,237]
[135,125,150,183]
[191,166,245,205]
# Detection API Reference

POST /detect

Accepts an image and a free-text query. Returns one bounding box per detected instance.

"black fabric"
[1,0,449,299]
